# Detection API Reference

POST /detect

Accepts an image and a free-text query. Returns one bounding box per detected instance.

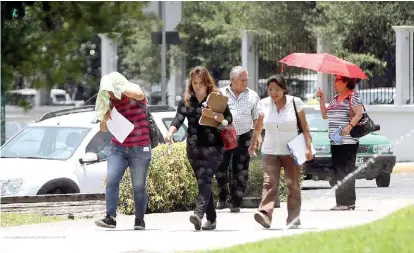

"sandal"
[330,205,356,211]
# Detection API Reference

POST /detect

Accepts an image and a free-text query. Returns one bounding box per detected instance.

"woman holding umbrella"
[317,76,364,210]
[279,53,367,211]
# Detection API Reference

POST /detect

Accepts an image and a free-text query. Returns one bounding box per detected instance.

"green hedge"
[116,142,301,215]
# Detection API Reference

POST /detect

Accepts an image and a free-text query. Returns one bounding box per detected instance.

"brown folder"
[199,93,229,128]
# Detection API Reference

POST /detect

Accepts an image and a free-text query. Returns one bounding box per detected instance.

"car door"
[78,131,112,193]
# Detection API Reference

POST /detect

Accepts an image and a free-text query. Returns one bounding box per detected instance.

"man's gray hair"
[229,66,247,81]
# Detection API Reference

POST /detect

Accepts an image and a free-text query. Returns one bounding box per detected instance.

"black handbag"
[136,101,163,148]
[348,95,380,138]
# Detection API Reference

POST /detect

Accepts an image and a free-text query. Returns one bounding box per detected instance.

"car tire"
[37,178,80,195]
[375,173,391,188]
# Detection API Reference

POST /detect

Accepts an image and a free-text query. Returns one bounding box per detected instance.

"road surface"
[302,173,414,201]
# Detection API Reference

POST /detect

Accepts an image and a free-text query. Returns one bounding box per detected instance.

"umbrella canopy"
[279,53,368,80]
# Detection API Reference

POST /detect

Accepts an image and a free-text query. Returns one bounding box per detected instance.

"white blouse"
[258,95,305,155]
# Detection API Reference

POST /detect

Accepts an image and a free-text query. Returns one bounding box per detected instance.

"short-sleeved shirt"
[326,91,363,145]
[219,86,260,136]
[110,95,150,147]
[258,95,305,155]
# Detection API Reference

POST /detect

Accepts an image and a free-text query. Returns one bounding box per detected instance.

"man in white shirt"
[217,66,261,212]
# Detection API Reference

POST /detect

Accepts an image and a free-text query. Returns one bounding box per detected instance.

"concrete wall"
[366,105,414,162]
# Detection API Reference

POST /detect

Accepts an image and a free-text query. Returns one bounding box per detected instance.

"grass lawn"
[202,204,414,253]
[0,213,66,227]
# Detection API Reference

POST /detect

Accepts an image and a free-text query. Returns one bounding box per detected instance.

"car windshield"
[5,122,25,139]
[305,111,328,132]
[0,126,90,160]
[54,94,67,102]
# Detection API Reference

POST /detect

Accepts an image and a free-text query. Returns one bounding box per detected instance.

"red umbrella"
[279,53,368,80]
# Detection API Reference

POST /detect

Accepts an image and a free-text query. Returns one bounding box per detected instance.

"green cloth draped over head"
[95,72,140,121]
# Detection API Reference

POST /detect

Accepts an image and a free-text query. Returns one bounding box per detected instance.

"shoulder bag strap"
[348,94,355,118]
[292,98,303,134]
[134,99,150,120]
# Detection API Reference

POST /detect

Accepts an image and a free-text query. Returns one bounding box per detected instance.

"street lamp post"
[1,78,5,146]
[160,1,167,105]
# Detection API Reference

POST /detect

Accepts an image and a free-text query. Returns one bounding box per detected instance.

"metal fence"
[326,75,396,106]
[256,33,317,101]
[355,51,397,105]
[324,50,397,105]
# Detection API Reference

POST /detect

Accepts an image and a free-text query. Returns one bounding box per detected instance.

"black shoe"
[202,220,217,230]
[330,205,356,211]
[216,201,227,210]
[95,215,116,228]
[189,214,202,231]
[134,218,145,230]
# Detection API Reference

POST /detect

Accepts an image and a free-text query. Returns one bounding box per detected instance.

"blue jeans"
[106,143,151,219]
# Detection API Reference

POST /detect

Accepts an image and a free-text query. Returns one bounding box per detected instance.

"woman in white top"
[248,74,313,229]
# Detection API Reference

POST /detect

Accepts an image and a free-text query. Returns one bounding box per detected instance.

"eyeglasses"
[335,76,345,82]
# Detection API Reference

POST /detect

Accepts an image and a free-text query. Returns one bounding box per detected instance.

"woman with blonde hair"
[166,66,233,231]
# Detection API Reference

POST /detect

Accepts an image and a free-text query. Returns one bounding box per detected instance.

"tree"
[1,1,148,104]
[307,2,414,82]
[120,1,319,85]
[119,14,163,90]
[177,1,248,82]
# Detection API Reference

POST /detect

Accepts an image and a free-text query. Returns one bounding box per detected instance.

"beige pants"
[258,155,302,224]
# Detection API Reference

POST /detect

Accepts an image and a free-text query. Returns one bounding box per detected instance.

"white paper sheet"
[105,107,134,144]
[287,133,316,166]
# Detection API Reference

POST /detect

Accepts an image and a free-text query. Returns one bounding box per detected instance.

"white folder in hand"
[106,107,134,144]
[287,133,316,166]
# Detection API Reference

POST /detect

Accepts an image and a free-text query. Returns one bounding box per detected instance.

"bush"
[118,142,198,214]
[244,152,288,202]
[117,143,303,215]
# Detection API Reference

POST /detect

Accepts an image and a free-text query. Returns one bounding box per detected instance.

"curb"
[393,163,414,173]
[0,194,276,209]
[0,193,105,204]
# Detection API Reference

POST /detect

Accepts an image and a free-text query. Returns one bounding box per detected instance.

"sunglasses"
[335,76,346,82]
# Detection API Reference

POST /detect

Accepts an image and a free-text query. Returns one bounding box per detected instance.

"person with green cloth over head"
[94,72,152,230]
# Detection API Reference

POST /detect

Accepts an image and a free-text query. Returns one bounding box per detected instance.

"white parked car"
[0,105,187,197]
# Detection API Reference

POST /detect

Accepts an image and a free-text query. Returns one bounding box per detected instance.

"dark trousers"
[187,145,224,222]
[216,130,252,208]
[331,143,359,206]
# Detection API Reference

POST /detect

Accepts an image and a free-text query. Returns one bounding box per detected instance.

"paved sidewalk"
[1,197,413,253]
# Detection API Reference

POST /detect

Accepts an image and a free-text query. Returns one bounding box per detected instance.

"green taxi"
[303,106,396,187]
